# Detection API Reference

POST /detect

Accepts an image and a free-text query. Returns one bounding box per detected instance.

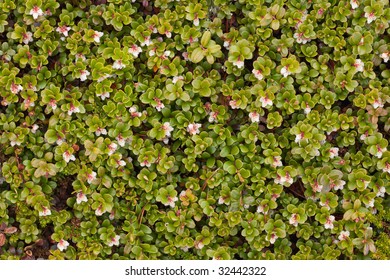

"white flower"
[140,159,151,167]
[373,99,384,109]
[375,145,386,158]
[304,104,311,114]
[56,137,64,145]
[165,196,178,208]
[294,32,309,44]
[68,104,80,116]
[75,53,86,61]
[182,52,189,60]
[99,92,110,100]
[23,32,33,44]
[63,151,76,163]
[365,12,376,24]
[281,66,291,77]
[208,111,218,123]
[10,83,23,94]
[10,139,21,147]
[380,52,389,63]
[252,69,264,80]
[257,205,265,214]
[295,132,304,143]
[350,0,359,9]
[108,235,120,247]
[223,40,230,49]
[76,192,88,204]
[95,206,105,216]
[267,233,278,244]
[377,186,386,197]
[141,36,151,47]
[56,25,71,37]
[329,147,339,158]
[324,215,335,229]
[163,50,171,58]
[195,241,204,249]
[260,96,273,107]
[149,49,156,56]
[165,31,172,38]
[249,112,260,123]
[109,211,115,220]
[129,44,142,57]
[92,31,104,43]
[116,135,126,147]
[79,70,90,81]
[87,171,97,184]
[31,124,39,134]
[312,182,323,192]
[233,59,244,69]
[338,230,350,241]
[172,75,184,84]
[113,60,125,69]
[353,59,364,72]
[129,106,142,117]
[187,123,201,135]
[272,156,283,168]
[30,6,43,20]
[334,180,345,191]
[107,143,118,155]
[218,197,225,205]
[162,122,174,138]
[193,17,200,26]
[57,239,69,251]
[229,100,239,109]
[95,127,107,136]
[154,98,165,111]
[289,214,299,227]
[39,206,51,217]
[364,199,375,208]
[118,160,126,166]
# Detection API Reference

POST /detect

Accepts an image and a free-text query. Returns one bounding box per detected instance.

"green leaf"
[190,48,204,63]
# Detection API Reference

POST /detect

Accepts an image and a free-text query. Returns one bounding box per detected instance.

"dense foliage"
[0,0,390,260]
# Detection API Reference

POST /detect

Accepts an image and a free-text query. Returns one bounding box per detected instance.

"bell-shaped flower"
[68,104,80,116]
[249,112,260,123]
[87,171,97,184]
[329,147,339,158]
[260,96,273,107]
[129,44,142,57]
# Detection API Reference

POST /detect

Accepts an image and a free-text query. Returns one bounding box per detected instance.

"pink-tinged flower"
[377,186,386,197]
[260,96,273,107]
[312,181,323,192]
[324,215,335,229]
[172,76,184,84]
[98,92,110,100]
[353,59,364,72]
[338,230,350,241]
[113,60,125,70]
[107,143,118,155]
[56,137,64,145]
[257,205,266,214]
[140,159,151,167]
[162,50,171,59]
[129,44,142,57]
[75,53,86,61]
[39,206,51,217]
[187,123,201,135]
[23,98,35,109]
[267,233,278,244]
[182,52,189,60]
[63,151,76,163]
[109,210,115,220]
[380,52,389,63]
[295,132,304,143]
[10,83,23,94]
[162,122,174,138]
[372,99,384,109]
[375,145,386,158]
[129,106,142,117]
[289,214,299,227]
[364,199,375,208]
[293,32,309,44]
[229,100,239,109]
[350,0,359,9]
[218,197,225,205]
[304,104,311,114]
[233,58,244,69]
[320,200,330,210]
[195,241,204,249]
[148,49,156,56]
[165,31,172,38]
[193,16,200,27]
[79,70,90,81]
[334,180,345,191]
[281,66,291,77]
[68,104,80,116]
[164,196,178,208]
[118,159,126,166]
[95,127,107,136]
[116,135,126,147]
[252,69,263,80]
[10,139,21,147]
[153,97,165,111]
[108,235,120,247]
[95,206,104,216]
[76,192,88,204]
[87,171,97,184]
[360,131,369,141]
[30,6,43,20]
[249,112,260,123]
[365,12,376,24]
[92,31,104,43]
[31,124,39,134]
[329,147,339,158]
[141,36,151,47]
[22,32,33,44]
[57,239,69,251]
[272,156,283,168]
[223,40,230,49]
[56,25,71,37]
[208,111,218,123]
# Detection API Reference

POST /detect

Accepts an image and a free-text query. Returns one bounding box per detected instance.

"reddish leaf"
[0,233,6,247]
[0,223,6,231]
[4,227,17,234]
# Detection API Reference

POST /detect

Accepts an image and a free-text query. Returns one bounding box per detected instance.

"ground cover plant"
[0,0,390,260]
